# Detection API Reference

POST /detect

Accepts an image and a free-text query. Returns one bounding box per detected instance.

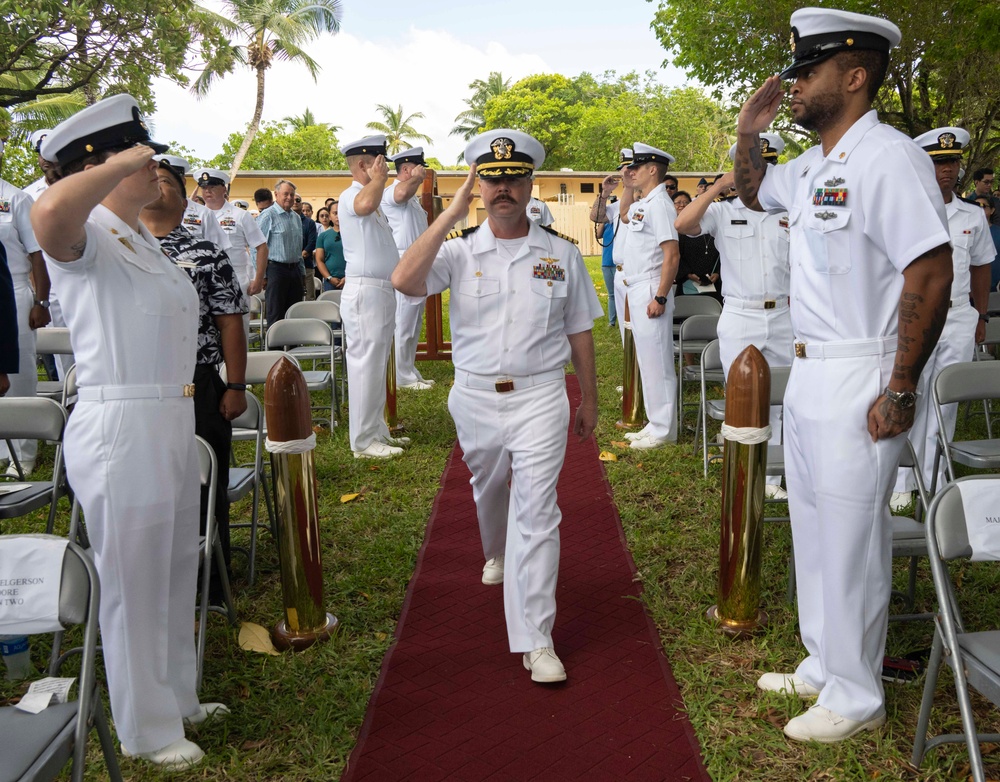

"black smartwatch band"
[654,295,667,306]
[226,382,247,391]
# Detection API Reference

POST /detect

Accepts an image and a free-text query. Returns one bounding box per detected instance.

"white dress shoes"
[124,737,205,770]
[756,672,820,698]
[889,491,914,512]
[764,484,788,500]
[353,442,403,459]
[482,555,504,585]
[623,427,649,441]
[629,434,670,450]
[183,702,230,726]
[5,461,34,477]
[382,435,411,446]
[523,647,566,683]
[783,704,886,743]
[400,380,434,390]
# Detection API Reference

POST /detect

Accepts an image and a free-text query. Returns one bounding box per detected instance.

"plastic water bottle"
[0,635,33,681]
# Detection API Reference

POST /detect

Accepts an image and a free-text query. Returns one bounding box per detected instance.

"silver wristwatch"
[883,386,916,409]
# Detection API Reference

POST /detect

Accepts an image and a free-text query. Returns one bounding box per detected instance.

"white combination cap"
[728,132,785,162]
[781,7,901,80]
[40,94,167,166]
[629,142,675,168]
[340,135,387,157]
[913,127,970,159]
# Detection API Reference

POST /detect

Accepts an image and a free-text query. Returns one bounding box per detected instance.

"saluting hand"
[451,165,478,214]
[410,164,427,183]
[107,143,157,176]
[601,174,621,197]
[738,75,785,135]
[366,154,389,184]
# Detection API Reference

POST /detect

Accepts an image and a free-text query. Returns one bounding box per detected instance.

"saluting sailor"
[392,129,602,684]
[674,134,794,498]
[590,148,634,342]
[889,127,995,507]
[32,94,227,770]
[338,135,407,459]
[620,142,681,449]
[734,8,952,742]
[382,147,434,390]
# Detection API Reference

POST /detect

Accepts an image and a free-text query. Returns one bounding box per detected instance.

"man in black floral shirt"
[142,160,248,595]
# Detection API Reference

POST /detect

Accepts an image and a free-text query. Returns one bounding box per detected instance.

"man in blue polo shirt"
[256,178,303,324]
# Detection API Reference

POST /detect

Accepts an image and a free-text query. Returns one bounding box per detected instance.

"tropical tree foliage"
[207,120,345,171]
[365,104,433,155]
[0,135,39,188]
[480,71,737,171]
[649,0,1000,182]
[283,107,338,133]
[451,71,511,141]
[192,0,344,179]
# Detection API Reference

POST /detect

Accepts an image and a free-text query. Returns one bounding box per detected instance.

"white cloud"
[151,27,551,166]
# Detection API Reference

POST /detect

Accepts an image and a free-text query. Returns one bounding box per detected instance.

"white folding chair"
[0,535,123,782]
[285,299,345,404]
[194,436,236,692]
[318,289,343,305]
[931,361,1000,493]
[34,328,74,402]
[678,314,720,437]
[694,339,726,476]
[265,319,337,427]
[912,476,1000,782]
[248,292,266,349]
[0,398,68,534]
[672,294,722,341]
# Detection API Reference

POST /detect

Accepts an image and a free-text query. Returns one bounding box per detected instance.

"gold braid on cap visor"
[476,161,534,177]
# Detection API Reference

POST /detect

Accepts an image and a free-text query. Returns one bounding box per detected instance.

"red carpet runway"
[341,376,710,782]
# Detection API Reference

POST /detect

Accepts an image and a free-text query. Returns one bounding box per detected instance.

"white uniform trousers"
[65,398,201,754]
[894,302,978,493]
[394,290,427,386]
[784,351,905,721]
[612,268,626,345]
[627,280,677,441]
[449,378,569,652]
[0,276,38,465]
[342,278,395,451]
[718,305,794,484]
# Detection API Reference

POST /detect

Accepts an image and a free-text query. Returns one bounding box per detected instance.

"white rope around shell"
[265,433,316,454]
[720,424,772,445]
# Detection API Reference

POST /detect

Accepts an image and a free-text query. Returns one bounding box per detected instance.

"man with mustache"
[393,129,602,683]
[734,7,952,742]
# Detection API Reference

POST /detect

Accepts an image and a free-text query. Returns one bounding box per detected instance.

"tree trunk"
[230,64,267,180]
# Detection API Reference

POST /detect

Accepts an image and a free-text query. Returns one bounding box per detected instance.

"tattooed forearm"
[68,238,87,260]
[892,244,953,386]
[733,135,767,212]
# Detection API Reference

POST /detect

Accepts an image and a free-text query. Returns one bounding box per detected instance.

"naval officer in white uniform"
[392,129,602,684]
[674,135,794,497]
[890,127,994,506]
[382,147,433,390]
[591,148,635,343]
[32,95,227,770]
[621,142,681,449]
[734,8,953,742]
[339,135,407,459]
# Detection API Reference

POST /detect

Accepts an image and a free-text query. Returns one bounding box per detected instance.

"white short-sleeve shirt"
[945,198,994,299]
[43,204,198,389]
[381,180,429,255]
[182,199,232,253]
[424,221,602,376]
[0,178,41,276]
[622,183,678,279]
[339,180,400,280]
[757,111,950,343]
[526,198,554,227]
[208,200,267,288]
[698,198,790,300]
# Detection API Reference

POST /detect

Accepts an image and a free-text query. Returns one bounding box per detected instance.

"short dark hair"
[254,187,273,204]
[324,197,335,206]
[50,146,123,181]
[834,49,889,102]
[672,190,691,202]
[649,161,669,182]
[664,174,679,188]
[973,168,995,182]
[157,161,186,198]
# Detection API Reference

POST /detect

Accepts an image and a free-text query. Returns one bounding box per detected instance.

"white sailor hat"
[617,148,634,170]
[154,154,191,174]
[781,8,901,80]
[29,129,51,153]
[339,135,387,157]
[465,129,545,178]
[233,199,249,210]
[629,142,675,168]
[913,127,969,160]
[388,147,426,168]
[728,133,785,162]
[40,94,167,166]
[192,167,231,187]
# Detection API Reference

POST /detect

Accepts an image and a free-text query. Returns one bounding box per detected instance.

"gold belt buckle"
[495,376,514,393]
[615,265,623,272]
[182,384,196,397]
[794,343,806,359]
[764,300,776,310]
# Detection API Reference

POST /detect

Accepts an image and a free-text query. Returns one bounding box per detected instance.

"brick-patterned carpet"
[341,377,710,782]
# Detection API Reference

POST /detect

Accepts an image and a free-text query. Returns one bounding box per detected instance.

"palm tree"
[365,104,432,155]
[191,0,344,179]
[450,71,511,141]
[283,107,340,133]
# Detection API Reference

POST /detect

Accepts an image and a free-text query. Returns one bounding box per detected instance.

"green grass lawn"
[3,255,999,780]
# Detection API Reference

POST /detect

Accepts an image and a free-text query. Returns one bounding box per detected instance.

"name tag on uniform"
[730,219,748,225]
[0,200,10,214]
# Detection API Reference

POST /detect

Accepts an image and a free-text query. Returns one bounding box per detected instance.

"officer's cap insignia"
[938,132,956,149]
[789,31,796,53]
[491,138,514,160]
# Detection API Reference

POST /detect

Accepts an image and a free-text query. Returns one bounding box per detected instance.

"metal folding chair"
[931,361,1000,493]
[677,314,720,437]
[34,328,74,402]
[265,319,337,427]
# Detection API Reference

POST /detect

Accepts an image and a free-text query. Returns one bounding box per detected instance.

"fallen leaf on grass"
[241,739,268,751]
[375,632,388,641]
[238,622,280,656]
[341,486,369,503]
[610,441,629,448]
[369,465,381,472]
[763,706,785,730]
[599,451,618,462]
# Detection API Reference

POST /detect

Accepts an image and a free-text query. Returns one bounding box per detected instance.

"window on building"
[580,182,595,194]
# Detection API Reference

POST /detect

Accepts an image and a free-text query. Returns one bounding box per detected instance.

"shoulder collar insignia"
[444,226,480,241]
[541,225,578,244]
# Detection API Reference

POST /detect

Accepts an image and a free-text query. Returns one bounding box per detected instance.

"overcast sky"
[151,0,692,165]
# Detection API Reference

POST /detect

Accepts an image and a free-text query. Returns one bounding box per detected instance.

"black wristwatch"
[654,295,667,306]
[979,313,990,323]
[883,387,917,409]
[226,382,247,391]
